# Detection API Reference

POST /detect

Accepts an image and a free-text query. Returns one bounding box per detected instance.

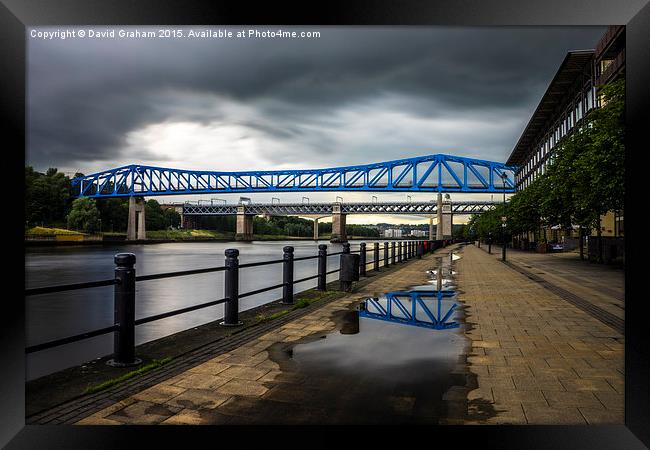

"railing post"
[282,246,294,304]
[108,253,141,367]
[417,241,423,259]
[359,242,367,277]
[384,242,389,268]
[343,242,350,254]
[398,241,402,262]
[391,242,396,265]
[373,242,380,272]
[222,248,243,326]
[317,244,327,290]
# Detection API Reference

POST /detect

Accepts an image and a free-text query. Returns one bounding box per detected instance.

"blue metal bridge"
[72,154,516,198]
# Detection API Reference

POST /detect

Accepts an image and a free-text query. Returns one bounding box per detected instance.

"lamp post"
[500,173,508,261]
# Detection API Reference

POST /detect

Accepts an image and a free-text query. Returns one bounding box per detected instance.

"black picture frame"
[3,0,648,447]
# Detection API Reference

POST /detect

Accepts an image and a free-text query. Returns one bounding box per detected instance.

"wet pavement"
[459,244,624,424]
[73,246,471,425]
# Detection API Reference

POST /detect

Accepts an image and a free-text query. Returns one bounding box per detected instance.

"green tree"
[25,167,72,227]
[145,199,167,230]
[96,198,129,232]
[67,198,101,233]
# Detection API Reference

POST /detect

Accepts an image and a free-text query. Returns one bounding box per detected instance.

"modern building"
[383,228,404,238]
[506,25,625,254]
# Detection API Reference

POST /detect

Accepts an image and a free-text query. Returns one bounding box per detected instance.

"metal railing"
[25,239,448,366]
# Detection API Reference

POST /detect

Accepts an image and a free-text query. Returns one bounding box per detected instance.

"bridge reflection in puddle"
[226,251,467,424]
[360,290,460,330]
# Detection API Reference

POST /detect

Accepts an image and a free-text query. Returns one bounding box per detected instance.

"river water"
[25,239,396,381]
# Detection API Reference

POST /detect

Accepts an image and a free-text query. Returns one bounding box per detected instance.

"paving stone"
[170,373,230,390]
[105,400,182,425]
[522,405,588,424]
[164,389,232,410]
[132,384,186,404]
[218,365,270,381]
[215,379,269,397]
[578,407,624,424]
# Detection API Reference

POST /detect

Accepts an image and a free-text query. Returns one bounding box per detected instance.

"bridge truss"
[181,201,497,216]
[359,290,459,330]
[72,154,517,198]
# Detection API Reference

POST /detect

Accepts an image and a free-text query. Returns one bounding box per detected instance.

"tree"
[67,198,101,233]
[145,199,167,230]
[96,198,129,232]
[25,167,72,227]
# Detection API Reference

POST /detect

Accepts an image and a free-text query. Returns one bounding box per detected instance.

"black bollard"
[282,246,294,304]
[108,253,142,367]
[222,248,243,326]
[343,242,350,254]
[317,244,327,290]
[359,242,367,277]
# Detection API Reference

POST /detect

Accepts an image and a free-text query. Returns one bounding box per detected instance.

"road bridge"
[168,199,498,242]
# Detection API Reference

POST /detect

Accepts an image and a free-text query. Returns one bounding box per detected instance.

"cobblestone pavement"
[459,245,624,425]
[74,249,456,425]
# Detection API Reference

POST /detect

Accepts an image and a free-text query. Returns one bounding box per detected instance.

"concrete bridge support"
[435,193,454,239]
[313,218,319,240]
[429,216,434,240]
[330,204,347,243]
[236,206,254,241]
[127,196,147,240]
[442,198,453,239]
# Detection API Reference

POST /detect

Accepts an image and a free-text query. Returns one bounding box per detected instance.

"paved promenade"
[70,243,624,425]
[74,249,456,425]
[460,245,624,424]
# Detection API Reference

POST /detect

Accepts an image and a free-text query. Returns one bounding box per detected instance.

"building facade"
[506,26,625,250]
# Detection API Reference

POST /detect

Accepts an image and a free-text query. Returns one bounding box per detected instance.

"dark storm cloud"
[27,26,606,171]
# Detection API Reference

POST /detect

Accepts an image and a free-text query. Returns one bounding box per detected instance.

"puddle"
[215,249,472,424]
[260,250,471,424]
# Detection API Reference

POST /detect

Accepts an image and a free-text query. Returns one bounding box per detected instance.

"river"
[25,239,396,380]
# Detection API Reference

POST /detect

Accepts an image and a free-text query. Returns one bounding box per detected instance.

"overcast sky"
[27,26,605,224]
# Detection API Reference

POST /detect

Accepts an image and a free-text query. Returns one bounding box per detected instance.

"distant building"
[410,229,427,237]
[383,228,403,238]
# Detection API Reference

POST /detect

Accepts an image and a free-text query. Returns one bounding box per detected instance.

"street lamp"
[407,195,412,203]
[302,196,310,204]
[372,195,377,204]
[271,197,280,205]
[500,173,508,261]
[336,196,343,204]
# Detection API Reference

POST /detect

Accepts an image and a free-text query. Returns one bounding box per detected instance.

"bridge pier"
[236,206,254,241]
[435,194,454,239]
[127,196,146,240]
[330,204,347,243]
[313,218,319,240]
[442,197,453,239]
